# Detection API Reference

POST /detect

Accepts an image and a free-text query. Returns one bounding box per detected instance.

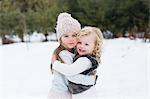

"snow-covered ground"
[0,38,149,99]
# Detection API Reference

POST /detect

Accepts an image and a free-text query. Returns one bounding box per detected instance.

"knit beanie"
[56,12,81,41]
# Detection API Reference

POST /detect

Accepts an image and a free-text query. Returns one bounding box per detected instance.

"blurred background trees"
[0,0,149,42]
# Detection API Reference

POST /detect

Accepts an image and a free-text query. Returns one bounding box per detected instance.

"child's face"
[77,34,96,56]
[61,32,77,49]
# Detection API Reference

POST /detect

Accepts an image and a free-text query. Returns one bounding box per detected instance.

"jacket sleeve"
[66,75,96,85]
[59,50,75,65]
[59,50,95,85]
[53,57,91,76]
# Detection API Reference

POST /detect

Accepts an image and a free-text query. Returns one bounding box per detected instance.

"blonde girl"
[52,26,103,99]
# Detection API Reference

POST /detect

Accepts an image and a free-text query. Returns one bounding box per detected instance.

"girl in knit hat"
[52,26,103,99]
[48,13,96,99]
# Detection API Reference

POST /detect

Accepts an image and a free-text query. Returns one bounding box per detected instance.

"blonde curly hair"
[77,26,103,63]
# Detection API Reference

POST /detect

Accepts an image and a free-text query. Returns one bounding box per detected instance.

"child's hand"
[51,54,57,64]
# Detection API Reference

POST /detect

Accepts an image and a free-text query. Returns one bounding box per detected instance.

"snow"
[0,38,149,99]
[24,32,46,42]
[6,35,21,42]
[47,33,57,41]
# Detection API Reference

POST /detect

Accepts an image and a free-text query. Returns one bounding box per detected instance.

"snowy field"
[0,38,150,99]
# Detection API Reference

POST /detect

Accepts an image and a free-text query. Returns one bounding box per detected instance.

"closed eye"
[64,35,69,37]
[78,42,81,44]
[72,34,77,37]
[85,43,89,46]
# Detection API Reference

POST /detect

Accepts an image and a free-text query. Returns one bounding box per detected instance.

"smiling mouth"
[78,49,85,53]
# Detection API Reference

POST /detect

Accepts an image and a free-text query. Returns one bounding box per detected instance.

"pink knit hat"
[56,12,81,41]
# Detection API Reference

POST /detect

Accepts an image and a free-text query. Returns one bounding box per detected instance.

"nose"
[68,36,75,41]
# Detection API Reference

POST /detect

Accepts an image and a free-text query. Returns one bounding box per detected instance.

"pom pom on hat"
[57,12,71,22]
[56,12,81,41]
